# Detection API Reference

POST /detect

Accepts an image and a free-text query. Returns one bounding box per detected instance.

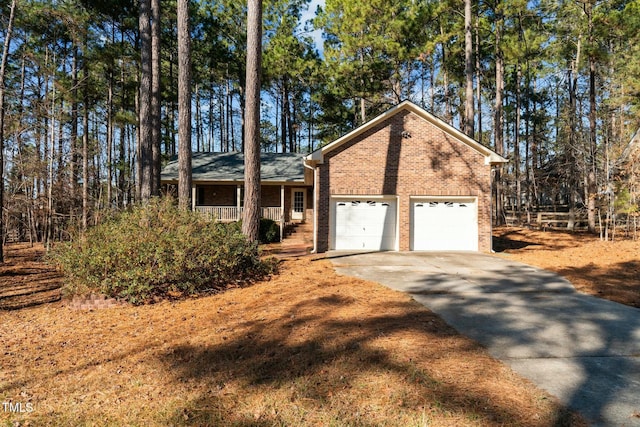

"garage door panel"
[411,199,477,251]
[333,198,396,250]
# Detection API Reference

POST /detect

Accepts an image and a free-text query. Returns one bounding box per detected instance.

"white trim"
[291,188,306,221]
[164,179,308,186]
[280,185,285,241]
[305,100,508,167]
[408,195,479,201]
[236,185,242,221]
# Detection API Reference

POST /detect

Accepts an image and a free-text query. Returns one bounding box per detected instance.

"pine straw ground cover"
[494,226,640,308]
[0,244,62,310]
[1,255,583,426]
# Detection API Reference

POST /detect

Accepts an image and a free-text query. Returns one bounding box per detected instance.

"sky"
[299,0,325,55]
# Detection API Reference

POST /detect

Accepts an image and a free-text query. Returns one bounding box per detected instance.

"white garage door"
[411,198,478,251]
[333,198,397,250]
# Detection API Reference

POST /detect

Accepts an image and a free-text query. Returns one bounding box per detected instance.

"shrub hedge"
[50,198,276,304]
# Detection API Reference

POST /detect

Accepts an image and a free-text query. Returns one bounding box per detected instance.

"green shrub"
[235,218,281,243]
[49,198,277,304]
[259,218,280,243]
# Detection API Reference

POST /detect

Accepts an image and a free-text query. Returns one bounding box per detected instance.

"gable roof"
[305,100,508,166]
[161,152,307,183]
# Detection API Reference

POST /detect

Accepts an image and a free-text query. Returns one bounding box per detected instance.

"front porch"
[195,206,283,223]
[191,184,312,241]
[160,152,314,241]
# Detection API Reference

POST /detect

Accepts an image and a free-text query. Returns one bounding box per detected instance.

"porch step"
[277,222,313,258]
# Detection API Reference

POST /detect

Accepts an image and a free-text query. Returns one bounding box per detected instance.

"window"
[197,187,205,205]
[293,191,304,213]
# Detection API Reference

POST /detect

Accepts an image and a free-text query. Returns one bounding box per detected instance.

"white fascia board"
[307,100,508,165]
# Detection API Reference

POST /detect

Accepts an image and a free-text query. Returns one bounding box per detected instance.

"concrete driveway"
[329,251,640,427]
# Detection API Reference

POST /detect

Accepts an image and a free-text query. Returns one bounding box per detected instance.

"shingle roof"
[161,152,307,183]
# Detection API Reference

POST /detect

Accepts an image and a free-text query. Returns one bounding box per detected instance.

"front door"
[291,189,306,221]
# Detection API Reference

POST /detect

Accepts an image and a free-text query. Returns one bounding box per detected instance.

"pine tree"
[242,0,263,243]
[177,0,192,210]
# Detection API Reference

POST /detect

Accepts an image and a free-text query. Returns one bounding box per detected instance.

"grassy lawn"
[1,251,583,426]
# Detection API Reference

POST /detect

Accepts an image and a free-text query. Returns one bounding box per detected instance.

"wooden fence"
[504,210,588,230]
[504,209,638,236]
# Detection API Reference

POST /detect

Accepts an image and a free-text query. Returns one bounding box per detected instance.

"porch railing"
[196,206,240,222]
[195,206,283,223]
[261,207,282,222]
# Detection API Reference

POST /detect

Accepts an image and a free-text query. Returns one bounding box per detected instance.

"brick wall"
[198,185,236,206]
[261,185,281,207]
[316,109,493,252]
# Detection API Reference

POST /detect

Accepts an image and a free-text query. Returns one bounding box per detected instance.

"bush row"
[50,198,277,304]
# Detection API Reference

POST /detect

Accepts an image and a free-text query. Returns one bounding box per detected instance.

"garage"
[411,198,478,251]
[332,198,397,250]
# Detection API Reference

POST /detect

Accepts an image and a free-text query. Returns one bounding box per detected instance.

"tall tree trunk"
[57,58,65,182]
[587,2,597,233]
[177,0,192,210]
[16,53,25,190]
[82,55,89,231]
[567,37,581,230]
[475,18,482,143]
[515,63,522,212]
[218,84,224,151]
[168,55,176,155]
[195,84,201,152]
[118,28,127,207]
[225,69,231,151]
[464,0,474,137]
[493,6,505,225]
[242,0,263,243]
[151,0,161,196]
[230,90,235,151]
[531,78,539,205]
[139,0,153,201]
[107,60,114,208]
[47,68,56,250]
[524,64,531,210]
[0,0,16,261]
[71,46,79,205]
[359,46,366,124]
[282,82,289,152]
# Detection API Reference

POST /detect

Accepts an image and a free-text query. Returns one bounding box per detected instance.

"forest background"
[0,0,639,253]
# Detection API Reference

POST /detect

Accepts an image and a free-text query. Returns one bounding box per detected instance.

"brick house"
[162,101,506,252]
[161,152,313,236]
[303,100,507,253]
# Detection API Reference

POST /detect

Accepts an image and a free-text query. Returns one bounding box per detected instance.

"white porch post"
[236,184,242,221]
[191,185,196,211]
[280,184,285,241]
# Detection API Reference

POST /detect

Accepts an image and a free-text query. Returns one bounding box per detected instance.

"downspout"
[490,165,496,253]
[303,158,317,253]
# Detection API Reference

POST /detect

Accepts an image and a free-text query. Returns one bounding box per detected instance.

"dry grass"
[1,252,583,426]
[494,226,640,308]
